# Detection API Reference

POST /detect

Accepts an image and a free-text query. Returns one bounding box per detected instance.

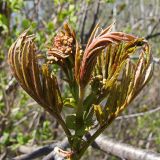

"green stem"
[76,86,84,124]
[56,114,73,146]
[76,116,115,159]
[47,107,72,146]
[42,105,73,147]
[72,86,85,151]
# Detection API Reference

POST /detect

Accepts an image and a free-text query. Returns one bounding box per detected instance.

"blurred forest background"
[0,0,160,159]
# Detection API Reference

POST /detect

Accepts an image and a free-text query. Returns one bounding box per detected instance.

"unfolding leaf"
[79,24,137,87]
[89,38,153,123]
[8,30,63,115]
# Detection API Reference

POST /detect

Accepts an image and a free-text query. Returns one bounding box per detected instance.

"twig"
[145,32,160,40]
[149,20,160,35]
[85,0,100,44]
[146,132,153,149]
[80,1,89,45]
[145,19,160,40]
[5,78,18,95]
[116,106,160,120]
[13,138,68,160]
[0,150,7,160]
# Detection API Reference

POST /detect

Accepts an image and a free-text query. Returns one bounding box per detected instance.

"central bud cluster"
[53,32,74,55]
[47,24,76,64]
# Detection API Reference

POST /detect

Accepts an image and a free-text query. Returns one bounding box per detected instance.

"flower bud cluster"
[53,32,74,55]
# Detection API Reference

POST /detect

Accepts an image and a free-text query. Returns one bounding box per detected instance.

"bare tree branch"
[13,133,160,160]
[13,138,68,160]
[94,134,160,160]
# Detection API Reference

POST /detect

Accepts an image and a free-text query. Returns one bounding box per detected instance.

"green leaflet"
[63,98,76,108]
[66,114,76,130]
[75,41,82,84]
[94,105,105,126]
